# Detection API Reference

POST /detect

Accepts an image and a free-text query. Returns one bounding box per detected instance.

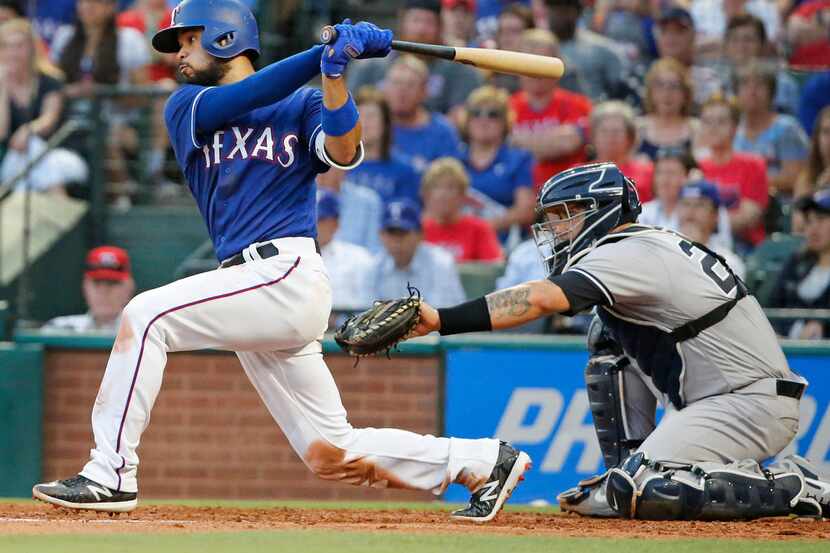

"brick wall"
[42,349,441,501]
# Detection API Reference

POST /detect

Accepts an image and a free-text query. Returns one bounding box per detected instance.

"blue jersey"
[459,143,534,207]
[346,154,421,204]
[391,114,461,174]
[164,84,328,261]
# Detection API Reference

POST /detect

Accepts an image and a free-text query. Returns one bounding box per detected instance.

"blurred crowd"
[1,0,829,338]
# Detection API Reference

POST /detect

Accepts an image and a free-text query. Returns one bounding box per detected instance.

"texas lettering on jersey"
[201,127,299,169]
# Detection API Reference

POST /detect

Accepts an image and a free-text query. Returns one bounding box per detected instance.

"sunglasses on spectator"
[469,108,504,119]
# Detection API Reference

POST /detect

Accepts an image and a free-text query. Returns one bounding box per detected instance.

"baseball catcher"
[400,162,830,521]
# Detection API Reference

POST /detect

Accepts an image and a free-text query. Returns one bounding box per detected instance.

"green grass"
[1,499,822,552]
[0,532,826,553]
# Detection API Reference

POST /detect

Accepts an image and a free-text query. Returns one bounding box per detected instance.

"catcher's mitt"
[335,286,421,357]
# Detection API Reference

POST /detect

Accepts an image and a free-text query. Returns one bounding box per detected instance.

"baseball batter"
[32,0,530,522]
[407,162,830,520]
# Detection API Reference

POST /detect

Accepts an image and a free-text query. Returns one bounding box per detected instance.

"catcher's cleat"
[33,475,137,513]
[452,442,531,523]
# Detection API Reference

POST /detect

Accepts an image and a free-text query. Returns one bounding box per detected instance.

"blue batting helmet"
[532,162,642,276]
[152,0,260,60]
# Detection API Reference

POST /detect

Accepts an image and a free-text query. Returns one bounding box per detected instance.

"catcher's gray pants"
[621,365,801,463]
[80,238,499,493]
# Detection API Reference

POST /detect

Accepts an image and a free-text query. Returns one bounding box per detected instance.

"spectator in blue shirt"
[366,199,466,307]
[457,85,535,238]
[383,55,463,174]
[733,60,809,197]
[316,167,384,254]
[346,87,421,205]
[799,70,830,136]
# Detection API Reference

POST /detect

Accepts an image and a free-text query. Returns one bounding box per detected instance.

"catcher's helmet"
[152,0,260,60]
[532,162,641,276]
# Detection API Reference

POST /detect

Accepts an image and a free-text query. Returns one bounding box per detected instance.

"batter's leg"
[52,253,328,497]
[237,346,501,495]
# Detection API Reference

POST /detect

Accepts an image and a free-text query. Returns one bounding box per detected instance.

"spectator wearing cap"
[733,60,809,198]
[509,29,592,191]
[42,246,135,333]
[640,146,733,250]
[719,14,800,116]
[347,0,484,119]
[475,0,533,45]
[590,101,654,202]
[459,85,535,237]
[769,190,830,339]
[690,0,780,55]
[347,87,421,205]
[316,167,384,254]
[544,0,628,102]
[676,179,744,279]
[653,6,724,106]
[442,0,478,47]
[636,57,698,162]
[383,55,463,174]
[366,199,466,307]
[421,157,503,262]
[316,190,374,312]
[698,95,769,249]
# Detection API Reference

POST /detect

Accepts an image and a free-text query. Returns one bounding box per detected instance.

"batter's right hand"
[409,301,440,339]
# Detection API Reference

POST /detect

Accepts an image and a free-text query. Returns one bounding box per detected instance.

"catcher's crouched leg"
[604,452,822,520]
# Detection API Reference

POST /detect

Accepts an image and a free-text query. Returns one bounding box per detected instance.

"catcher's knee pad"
[606,453,810,521]
[585,316,639,470]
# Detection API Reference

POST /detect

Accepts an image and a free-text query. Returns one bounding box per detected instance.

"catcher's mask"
[532,163,641,276]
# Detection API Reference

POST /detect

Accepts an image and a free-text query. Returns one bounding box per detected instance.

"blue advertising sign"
[443,347,830,504]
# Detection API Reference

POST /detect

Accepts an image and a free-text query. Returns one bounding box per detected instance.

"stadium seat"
[744,233,805,306]
[457,262,506,299]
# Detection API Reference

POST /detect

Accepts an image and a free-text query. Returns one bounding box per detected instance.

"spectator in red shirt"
[117,0,176,84]
[509,28,592,191]
[421,157,504,262]
[786,0,830,70]
[590,100,654,202]
[697,95,769,248]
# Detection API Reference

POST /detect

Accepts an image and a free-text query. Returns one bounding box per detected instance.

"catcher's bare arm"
[413,280,570,337]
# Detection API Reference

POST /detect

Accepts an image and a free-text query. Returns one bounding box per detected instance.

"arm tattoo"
[486,286,532,318]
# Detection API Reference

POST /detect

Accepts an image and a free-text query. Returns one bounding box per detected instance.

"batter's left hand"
[321,19,392,78]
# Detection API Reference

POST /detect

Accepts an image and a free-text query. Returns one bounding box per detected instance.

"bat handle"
[320,25,337,44]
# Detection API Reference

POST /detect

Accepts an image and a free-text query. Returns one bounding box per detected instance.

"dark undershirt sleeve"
[548,270,611,316]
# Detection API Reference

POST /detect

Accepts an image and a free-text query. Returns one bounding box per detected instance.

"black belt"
[220,240,320,269]
[777,380,806,400]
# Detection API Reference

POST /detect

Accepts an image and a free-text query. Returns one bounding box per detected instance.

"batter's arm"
[320,75,362,166]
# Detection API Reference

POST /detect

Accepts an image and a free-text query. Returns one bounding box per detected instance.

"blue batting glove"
[321,19,365,78]
[353,21,393,59]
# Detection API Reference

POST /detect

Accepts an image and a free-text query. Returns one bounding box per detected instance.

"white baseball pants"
[81,237,499,494]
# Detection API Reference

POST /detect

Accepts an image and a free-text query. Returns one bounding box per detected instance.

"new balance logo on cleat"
[452,442,532,523]
[32,475,137,513]
[478,480,500,502]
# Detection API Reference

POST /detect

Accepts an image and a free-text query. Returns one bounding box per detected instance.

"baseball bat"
[320,26,565,79]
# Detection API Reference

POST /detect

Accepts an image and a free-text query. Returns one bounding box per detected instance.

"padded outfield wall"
[4,333,830,502]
